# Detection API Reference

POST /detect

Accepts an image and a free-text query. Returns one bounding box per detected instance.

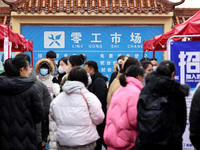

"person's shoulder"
[36,79,49,90]
[94,77,106,84]
[52,92,66,103]
[111,71,118,77]
[194,83,200,93]
[84,89,98,99]
[29,83,40,93]
[50,75,54,80]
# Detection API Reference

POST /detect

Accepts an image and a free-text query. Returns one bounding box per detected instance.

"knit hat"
[69,54,87,66]
[40,62,50,69]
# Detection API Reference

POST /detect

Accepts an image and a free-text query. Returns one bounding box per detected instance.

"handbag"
[80,89,89,110]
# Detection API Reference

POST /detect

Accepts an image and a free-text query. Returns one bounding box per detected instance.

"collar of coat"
[91,71,108,82]
[145,71,189,96]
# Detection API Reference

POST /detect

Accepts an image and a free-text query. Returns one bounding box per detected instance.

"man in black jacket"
[84,60,108,150]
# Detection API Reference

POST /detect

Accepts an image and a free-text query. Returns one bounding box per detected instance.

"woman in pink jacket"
[104,65,144,150]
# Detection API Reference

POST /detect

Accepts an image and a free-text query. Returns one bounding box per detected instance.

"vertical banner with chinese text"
[4,37,11,61]
[22,25,163,80]
[170,41,200,150]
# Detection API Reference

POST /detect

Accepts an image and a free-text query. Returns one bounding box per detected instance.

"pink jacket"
[104,77,143,150]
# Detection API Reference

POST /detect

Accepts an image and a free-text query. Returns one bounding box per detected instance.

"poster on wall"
[170,41,200,150]
[22,25,163,80]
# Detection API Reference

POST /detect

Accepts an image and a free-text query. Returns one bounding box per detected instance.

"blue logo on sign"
[48,34,62,46]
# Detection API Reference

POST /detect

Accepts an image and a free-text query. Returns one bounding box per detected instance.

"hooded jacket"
[50,81,104,147]
[0,76,44,150]
[35,58,55,99]
[104,77,143,150]
[135,71,189,150]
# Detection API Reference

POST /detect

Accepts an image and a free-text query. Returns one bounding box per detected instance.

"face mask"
[117,65,120,71]
[153,66,157,71]
[40,68,48,76]
[64,66,71,74]
[58,66,65,74]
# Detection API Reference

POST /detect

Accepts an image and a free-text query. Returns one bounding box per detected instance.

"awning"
[0,24,33,65]
[143,10,200,58]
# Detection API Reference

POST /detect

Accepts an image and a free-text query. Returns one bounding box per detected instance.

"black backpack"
[136,87,175,146]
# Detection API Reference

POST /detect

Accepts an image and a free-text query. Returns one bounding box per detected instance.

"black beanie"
[39,62,50,69]
[69,54,86,66]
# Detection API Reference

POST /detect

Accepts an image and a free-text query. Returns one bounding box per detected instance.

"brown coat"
[106,72,123,110]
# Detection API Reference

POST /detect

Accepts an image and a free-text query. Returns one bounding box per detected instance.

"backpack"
[136,87,175,146]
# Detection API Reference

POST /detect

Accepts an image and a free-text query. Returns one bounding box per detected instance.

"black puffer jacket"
[88,71,108,114]
[135,71,189,150]
[189,83,200,150]
[0,76,44,150]
[88,71,108,150]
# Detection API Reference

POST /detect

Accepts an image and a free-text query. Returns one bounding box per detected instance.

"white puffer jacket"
[50,81,104,147]
[49,115,58,150]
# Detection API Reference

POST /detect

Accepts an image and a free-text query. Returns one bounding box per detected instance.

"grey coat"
[30,70,52,143]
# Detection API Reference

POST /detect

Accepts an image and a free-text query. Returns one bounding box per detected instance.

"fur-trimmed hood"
[35,58,55,74]
[145,71,190,96]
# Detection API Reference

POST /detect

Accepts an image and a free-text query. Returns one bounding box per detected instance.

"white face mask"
[153,66,157,71]
[117,65,120,71]
[58,66,65,74]
[64,66,71,74]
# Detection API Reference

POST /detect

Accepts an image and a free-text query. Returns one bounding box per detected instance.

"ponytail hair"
[4,56,29,76]
[119,74,127,87]
[120,65,144,87]
[156,60,176,78]
[69,54,87,67]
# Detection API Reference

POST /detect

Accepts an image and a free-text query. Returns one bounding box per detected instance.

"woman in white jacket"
[50,67,104,150]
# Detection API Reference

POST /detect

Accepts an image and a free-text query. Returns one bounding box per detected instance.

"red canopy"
[143,10,200,57]
[0,24,33,65]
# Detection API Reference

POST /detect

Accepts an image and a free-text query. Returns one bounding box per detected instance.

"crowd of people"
[0,51,199,150]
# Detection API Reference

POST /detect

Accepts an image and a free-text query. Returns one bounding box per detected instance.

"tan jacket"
[107,72,123,110]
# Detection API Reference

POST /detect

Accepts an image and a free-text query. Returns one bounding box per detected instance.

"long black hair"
[120,65,144,87]
[4,56,29,77]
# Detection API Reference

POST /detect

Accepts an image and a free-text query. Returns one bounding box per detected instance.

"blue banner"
[170,41,200,150]
[171,41,200,90]
[22,25,163,80]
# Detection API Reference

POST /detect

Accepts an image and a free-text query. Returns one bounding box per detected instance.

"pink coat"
[104,77,143,150]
